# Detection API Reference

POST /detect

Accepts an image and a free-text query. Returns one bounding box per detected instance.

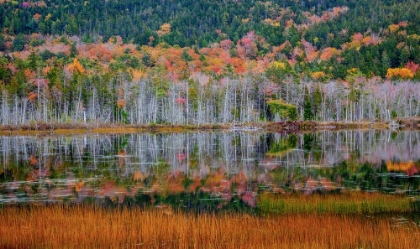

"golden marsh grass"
[0,205,418,249]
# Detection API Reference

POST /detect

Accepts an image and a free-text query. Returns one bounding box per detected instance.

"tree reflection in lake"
[0,130,419,207]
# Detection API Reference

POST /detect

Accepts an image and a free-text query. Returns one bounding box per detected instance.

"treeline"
[1,0,420,125]
[1,69,420,126]
[1,0,420,47]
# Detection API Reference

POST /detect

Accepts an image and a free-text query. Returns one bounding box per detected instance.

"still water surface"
[1,130,419,206]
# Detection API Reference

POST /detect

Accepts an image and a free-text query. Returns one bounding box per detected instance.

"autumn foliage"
[386,68,414,79]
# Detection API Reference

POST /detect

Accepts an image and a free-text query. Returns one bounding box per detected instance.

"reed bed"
[0,205,419,249]
[259,192,413,214]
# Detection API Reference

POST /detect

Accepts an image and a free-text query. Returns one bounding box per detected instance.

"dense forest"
[1,0,420,125]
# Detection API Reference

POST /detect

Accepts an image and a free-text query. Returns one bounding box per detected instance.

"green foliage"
[0,57,12,83]
[266,135,298,157]
[181,49,193,62]
[0,34,5,52]
[70,43,78,58]
[11,34,25,52]
[303,97,314,121]
[266,99,298,121]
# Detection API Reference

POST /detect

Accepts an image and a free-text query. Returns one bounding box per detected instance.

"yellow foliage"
[386,68,414,79]
[131,69,145,81]
[396,42,405,49]
[263,18,280,26]
[408,34,420,40]
[311,71,326,80]
[157,23,171,36]
[388,24,399,33]
[71,58,85,74]
[347,68,358,74]
[271,61,287,70]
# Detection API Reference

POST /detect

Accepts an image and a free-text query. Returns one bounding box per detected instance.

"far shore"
[0,118,419,135]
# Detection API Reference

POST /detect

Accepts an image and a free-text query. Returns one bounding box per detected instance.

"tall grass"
[258,192,413,214]
[0,205,418,248]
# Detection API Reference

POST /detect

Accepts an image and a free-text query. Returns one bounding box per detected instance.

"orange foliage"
[386,161,415,171]
[319,47,338,61]
[116,99,126,109]
[69,58,85,74]
[131,69,145,81]
[305,50,319,62]
[386,68,414,79]
[42,66,51,75]
[24,69,36,79]
[29,155,38,165]
[28,92,37,102]
[33,13,42,21]
[133,171,144,181]
[74,181,84,192]
[229,57,245,74]
[361,36,373,45]
[87,45,113,62]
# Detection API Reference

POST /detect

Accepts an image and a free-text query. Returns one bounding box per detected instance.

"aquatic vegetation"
[258,192,414,214]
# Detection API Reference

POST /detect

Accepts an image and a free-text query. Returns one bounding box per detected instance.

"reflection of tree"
[1,131,420,205]
[266,134,297,157]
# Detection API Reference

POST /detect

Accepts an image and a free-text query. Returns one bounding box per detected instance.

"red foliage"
[32,78,49,88]
[404,61,420,74]
[240,191,256,207]
[175,97,186,104]
[406,165,419,176]
[175,152,187,160]
[21,2,31,8]
[210,66,222,74]
[220,39,232,51]
[352,33,363,42]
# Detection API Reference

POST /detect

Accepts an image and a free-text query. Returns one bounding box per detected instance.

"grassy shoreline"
[0,118,419,135]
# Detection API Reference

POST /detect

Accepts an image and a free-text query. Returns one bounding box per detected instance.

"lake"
[1,130,419,209]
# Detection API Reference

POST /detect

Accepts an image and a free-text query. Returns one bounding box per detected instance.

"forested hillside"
[1,0,420,126]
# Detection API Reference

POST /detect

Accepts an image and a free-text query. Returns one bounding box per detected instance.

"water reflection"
[0,130,419,206]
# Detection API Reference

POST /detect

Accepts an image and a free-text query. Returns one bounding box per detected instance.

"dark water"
[0,130,419,208]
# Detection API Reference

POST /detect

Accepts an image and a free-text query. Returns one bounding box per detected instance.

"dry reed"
[0,205,418,249]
